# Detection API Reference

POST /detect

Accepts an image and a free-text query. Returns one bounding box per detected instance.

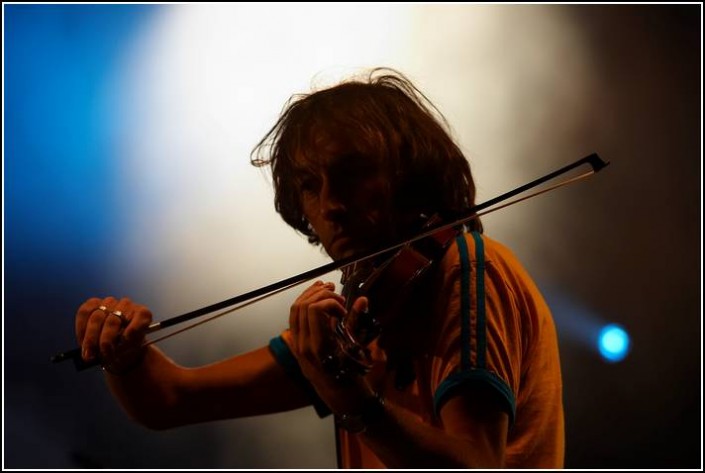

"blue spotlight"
[598,324,630,362]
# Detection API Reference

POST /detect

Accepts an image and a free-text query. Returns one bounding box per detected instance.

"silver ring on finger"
[108,310,125,323]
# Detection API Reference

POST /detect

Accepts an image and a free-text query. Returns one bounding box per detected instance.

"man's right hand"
[75,297,152,374]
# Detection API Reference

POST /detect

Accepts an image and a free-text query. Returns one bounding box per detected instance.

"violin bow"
[52,152,609,370]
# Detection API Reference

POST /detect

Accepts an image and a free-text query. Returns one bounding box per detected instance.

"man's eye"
[300,176,319,193]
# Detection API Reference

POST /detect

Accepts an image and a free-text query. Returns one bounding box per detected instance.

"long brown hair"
[251,68,482,245]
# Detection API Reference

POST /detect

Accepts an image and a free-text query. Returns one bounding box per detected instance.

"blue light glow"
[5,4,158,269]
[598,324,630,362]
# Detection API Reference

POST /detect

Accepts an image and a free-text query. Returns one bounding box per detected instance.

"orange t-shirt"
[271,232,564,468]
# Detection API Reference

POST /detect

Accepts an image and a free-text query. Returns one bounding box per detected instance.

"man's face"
[297,151,394,260]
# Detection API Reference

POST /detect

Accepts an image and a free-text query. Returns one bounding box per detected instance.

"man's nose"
[319,176,347,220]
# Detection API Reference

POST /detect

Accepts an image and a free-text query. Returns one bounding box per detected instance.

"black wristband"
[335,392,386,434]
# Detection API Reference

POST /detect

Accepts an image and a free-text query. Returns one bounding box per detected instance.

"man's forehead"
[292,141,346,170]
[292,149,381,175]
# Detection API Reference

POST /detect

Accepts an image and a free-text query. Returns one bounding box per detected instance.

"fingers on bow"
[289,281,346,364]
[76,297,152,362]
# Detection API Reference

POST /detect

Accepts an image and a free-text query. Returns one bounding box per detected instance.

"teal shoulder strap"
[455,231,486,370]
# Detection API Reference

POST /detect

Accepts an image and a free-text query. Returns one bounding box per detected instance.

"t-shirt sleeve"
[431,233,520,425]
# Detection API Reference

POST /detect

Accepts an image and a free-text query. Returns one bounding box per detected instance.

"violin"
[51,153,609,372]
[323,213,458,381]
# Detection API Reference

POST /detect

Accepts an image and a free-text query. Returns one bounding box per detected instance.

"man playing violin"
[75,68,564,468]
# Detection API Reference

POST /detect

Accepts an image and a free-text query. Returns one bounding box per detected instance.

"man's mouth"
[331,232,374,259]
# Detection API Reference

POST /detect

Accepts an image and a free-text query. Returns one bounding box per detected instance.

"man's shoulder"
[437,232,531,287]
[439,231,512,266]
